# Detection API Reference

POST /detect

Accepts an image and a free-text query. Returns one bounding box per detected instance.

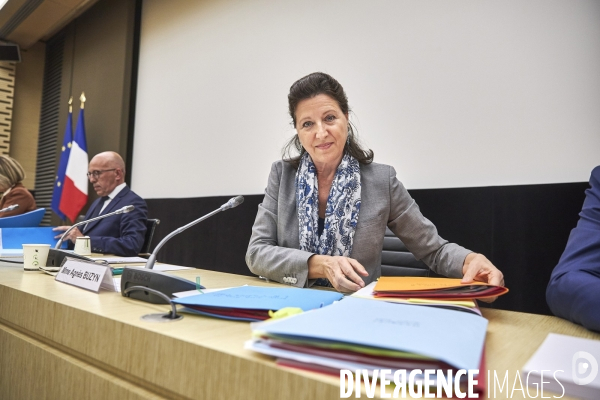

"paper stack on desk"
[522,333,600,399]
[374,277,508,300]
[352,282,482,316]
[172,286,343,322]
[247,297,488,394]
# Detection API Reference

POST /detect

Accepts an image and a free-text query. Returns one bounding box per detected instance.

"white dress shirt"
[99,182,127,215]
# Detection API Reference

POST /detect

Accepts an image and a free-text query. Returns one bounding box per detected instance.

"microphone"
[121,196,244,304]
[221,195,244,210]
[144,195,244,270]
[55,205,135,249]
[0,204,19,213]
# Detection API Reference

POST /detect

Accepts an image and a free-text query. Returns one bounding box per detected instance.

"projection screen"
[132,0,600,198]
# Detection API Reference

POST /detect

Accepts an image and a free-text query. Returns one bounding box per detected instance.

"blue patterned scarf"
[295,152,361,257]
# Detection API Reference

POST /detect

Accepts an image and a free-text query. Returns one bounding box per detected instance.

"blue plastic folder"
[172,286,344,322]
[0,227,67,249]
[251,296,488,371]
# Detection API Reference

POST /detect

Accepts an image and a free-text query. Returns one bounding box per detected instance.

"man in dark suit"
[546,166,600,332]
[54,151,147,256]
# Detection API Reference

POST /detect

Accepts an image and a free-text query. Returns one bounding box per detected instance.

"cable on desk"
[0,258,23,264]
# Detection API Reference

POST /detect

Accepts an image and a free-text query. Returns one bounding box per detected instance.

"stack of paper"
[247,297,488,394]
[522,333,600,399]
[352,282,482,316]
[172,286,343,322]
[374,277,508,300]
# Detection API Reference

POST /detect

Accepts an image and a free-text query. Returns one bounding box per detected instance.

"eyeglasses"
[87,169,116,179]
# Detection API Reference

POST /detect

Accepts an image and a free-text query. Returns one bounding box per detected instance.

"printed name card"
[55,258,118,292]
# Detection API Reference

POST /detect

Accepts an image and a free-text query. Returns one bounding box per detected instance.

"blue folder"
[0,227,67,249]
[253,296,488,371]
[173,286,344,322]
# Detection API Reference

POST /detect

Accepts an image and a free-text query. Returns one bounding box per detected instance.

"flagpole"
[59,91,89,223]
[63,95,73,226]
[63,96,73,225]
[53,96,75,223]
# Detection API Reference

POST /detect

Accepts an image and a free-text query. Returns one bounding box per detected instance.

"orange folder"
[373,277,509,300]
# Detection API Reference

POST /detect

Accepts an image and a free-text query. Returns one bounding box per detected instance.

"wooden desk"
[1,262,598,399]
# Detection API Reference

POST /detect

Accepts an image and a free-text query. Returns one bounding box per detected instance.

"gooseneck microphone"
[122,196,244,304]
[0,204,19,213]
[144,195,244,270]
[55,205,135,249]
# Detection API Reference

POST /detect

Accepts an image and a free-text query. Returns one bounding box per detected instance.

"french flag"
[51,107,72,220]
[59,107,88,222]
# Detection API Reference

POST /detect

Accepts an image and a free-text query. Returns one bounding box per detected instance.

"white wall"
[132,0,600,198]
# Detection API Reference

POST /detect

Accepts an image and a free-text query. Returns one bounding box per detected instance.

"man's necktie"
[84,196,110,234]
[92,196,110,218]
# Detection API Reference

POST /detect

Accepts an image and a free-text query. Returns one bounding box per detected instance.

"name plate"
[55,257,118,292]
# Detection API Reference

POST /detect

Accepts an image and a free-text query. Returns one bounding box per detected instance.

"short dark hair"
[283,72,374,168]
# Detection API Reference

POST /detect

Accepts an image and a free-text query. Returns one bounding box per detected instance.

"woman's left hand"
[461,253,505,302]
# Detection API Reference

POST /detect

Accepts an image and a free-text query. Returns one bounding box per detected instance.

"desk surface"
[1,261,598,399]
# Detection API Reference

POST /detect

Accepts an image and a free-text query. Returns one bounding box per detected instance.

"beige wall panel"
[0,62,16,156]
[11,42,46,190]
[67,0,135,159]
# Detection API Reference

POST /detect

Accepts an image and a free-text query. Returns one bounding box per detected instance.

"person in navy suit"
[54,151,147,256]
[546,166,600,332]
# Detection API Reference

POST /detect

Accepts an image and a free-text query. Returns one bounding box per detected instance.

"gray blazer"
[246,160,471,288]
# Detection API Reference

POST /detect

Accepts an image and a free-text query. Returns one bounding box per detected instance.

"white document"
[94,256,148,264]
[172,287,240,298]
[125,263,193,271]
[245,339,448,381]
[107,277,121,292]
[0,249,23,257]
[522,333,600,399]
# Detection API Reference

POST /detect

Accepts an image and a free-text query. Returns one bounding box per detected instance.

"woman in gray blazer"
[246,72,504,293]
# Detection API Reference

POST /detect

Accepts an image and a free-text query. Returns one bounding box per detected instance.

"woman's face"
[295,94,348,169]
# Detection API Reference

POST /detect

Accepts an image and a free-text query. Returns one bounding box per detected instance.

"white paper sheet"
[522,333,600,399]
[172,287,240,298]
[94,256,148,264]
[124,264,194,271]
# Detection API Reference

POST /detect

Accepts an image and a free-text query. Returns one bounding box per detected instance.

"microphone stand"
[55,205,135,249]
[121,196,244,305]
[145,195,244,269]
[145,208,222,269]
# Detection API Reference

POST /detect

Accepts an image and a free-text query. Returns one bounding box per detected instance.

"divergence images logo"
[572,351,598,386]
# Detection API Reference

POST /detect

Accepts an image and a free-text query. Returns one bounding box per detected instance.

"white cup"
[74,236,92,256]
[22,244,51,271]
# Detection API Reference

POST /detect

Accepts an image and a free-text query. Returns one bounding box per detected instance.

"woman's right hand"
[52,225,83,243]
[308,255,368,292]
